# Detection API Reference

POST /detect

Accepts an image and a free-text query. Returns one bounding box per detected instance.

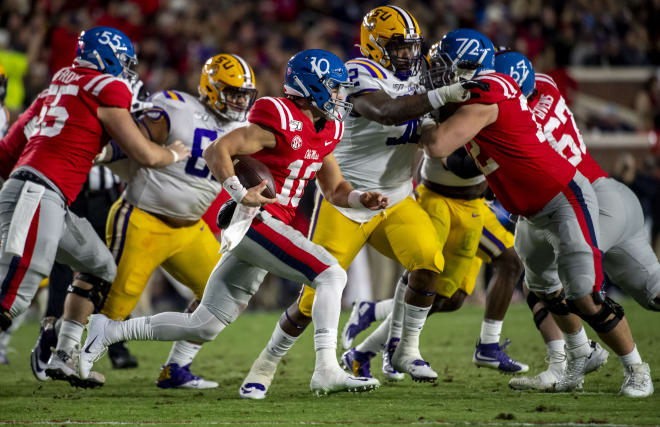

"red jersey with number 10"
[247,96,343,224]
[463,72,576,217]
[529,73,607,183]
[15,66,132,204]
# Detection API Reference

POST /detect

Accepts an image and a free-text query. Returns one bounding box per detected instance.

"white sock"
[56,320,84,355]
[400,303,432,350]
[374,299,393,321]
[564,327,589,356]
[356,312,391,354]
[265,322,299,360]
[619,345,642,368]
[165,341,202,367]
[387,276,407,343]
[310,268,344,370]
[546,339,566,368]
[479,319,503,344]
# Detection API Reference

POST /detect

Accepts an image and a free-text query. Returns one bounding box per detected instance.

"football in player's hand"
[234,155,277,199]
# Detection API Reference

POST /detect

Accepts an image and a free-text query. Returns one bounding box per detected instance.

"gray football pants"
[0,177,116,318]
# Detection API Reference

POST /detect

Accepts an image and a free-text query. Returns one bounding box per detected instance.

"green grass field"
[1,302,659,426]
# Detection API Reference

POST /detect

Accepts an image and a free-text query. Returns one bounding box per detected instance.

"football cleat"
[45,347,105,388]
[310,366,380,396]
[508,364,566,391]
[584,340,609,374]
[157,363,219,389]
[108,341,138,369]
[31,316,58,381]
[239,351,279,399]
[382,338,405,381]
[341,301,376,350]
[79,314,112,379]
[391,345,437,382]
[620,363,653,398]
[472,339,529,373]
[340,348,375,378]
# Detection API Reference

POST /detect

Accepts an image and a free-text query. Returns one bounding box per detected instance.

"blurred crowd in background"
[1,0,660,312]
[1,0,659,129]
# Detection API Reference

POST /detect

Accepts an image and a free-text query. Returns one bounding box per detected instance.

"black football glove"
[216,199,238,229]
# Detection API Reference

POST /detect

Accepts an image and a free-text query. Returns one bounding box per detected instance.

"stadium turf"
[1,302,658,425]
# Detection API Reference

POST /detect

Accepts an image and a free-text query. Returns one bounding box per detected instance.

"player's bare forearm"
[352,91,432,126]
[203,124,276,183]
[99,107,188,168]
[422,103,498,158]
[316,155,388,210]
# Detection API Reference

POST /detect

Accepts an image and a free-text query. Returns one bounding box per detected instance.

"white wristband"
[348,190,364,208]
[427,87,445,109]
[169,149,179,163]
[223,176,248,203]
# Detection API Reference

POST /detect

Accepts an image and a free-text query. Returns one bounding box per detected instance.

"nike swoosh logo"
[348,376,369,381]
[324,141,333,146]
[472,214,479,217]
[240,387,252,393]
[84,335,98,353]
[474,352,499,363]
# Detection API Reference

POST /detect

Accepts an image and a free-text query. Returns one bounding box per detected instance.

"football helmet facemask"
[199,54,258,122]
[360,6,423,80]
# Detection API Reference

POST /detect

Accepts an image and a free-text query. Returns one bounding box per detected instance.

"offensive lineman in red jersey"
[81,49,387,395]
[0,27,190,388]
[422,29,652,398]
[494,51,656,396]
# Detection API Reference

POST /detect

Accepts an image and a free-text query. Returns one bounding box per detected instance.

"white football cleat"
[239,351,279,399]
[310,366,380,396]
[509,363,566,391]
[79,314,112,379]
[46,347,105,388]
[584,341,609,374]
[156,363,219,389]
[391,345,437,382]
[620,363,653,398]
[382,339,405,382]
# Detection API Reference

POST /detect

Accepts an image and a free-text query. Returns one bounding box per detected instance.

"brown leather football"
[233,155,277,199]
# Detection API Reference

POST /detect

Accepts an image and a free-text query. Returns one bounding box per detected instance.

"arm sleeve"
[446,147,482,179]
[95,78,132,109]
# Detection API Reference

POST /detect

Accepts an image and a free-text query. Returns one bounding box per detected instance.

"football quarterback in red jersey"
[81,49,388,396]
[494,51,655,397]
[422,29,652,398]
[0,26,190,388]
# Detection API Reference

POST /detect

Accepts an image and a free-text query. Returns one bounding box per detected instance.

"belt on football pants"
[10,170,58,194]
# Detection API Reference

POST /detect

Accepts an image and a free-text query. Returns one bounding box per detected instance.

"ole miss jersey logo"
[291,135,303,150]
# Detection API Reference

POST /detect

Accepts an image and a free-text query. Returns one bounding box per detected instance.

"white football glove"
[427,80,490,109]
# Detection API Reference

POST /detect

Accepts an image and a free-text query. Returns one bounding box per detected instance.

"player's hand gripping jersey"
[333,57,423,222]
[15,66,132,203]
[464,72,576,217]
[123,90,245,220]
[529,73,607,183]
[0,90,47,180]
[247,96,343,224]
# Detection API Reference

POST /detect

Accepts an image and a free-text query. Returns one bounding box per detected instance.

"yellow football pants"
[415,185,483,298]
[298,194,444,316]
[101,198,221,320]
[460,200,515,295]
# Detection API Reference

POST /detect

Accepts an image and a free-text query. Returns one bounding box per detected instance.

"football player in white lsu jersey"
[96,53,257,389]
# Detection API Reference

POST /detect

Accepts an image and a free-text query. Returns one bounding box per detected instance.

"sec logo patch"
[291,135,303,150]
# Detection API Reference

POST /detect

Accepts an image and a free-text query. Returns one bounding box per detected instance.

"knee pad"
[67,273,111,312]
[538,290,570,316]
[526,292,549,329]
[311,264,346,291]
[0,310,12,331]
[567,294,625,334]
